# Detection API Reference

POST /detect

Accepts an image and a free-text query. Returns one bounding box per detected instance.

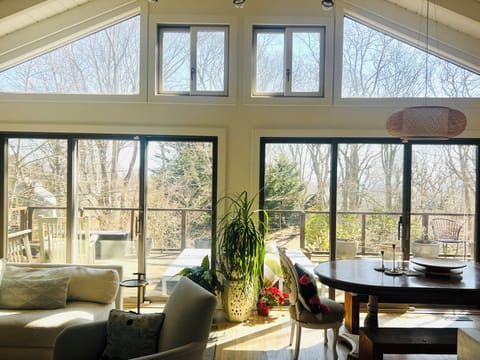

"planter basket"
[222,280,254,322]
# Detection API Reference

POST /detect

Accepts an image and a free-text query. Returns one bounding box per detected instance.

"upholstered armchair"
[53,277,217,360]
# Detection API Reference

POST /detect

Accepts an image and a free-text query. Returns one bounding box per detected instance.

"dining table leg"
[364,295,379,328]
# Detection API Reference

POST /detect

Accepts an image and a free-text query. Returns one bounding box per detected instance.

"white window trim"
[148,15,237,105]
[252,26,325,98]
[243,16,334,107]
[157,25,229,96]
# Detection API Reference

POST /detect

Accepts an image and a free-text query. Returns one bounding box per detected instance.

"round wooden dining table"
[314,259,480,329]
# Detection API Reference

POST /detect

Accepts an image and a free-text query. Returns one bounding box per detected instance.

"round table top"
[120,278,149,288]
[314,259,480,304]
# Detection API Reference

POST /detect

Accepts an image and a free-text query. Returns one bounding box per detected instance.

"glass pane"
[77,139,139,275]
[161,30,191,92]
[292,31,321,93]
[0,16,140,94]
[411,145,475,259]
[196,30,225,92]
[342,17,480,98]
[8,138,67,262]
[255,32,284,93]
[264,143,331,255]
[146,141,213,297]
[336,144,403,258]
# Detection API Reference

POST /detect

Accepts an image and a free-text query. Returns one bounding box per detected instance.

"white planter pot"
[412,240,440,258]
[222,280,255,322]
[336,239,358,259]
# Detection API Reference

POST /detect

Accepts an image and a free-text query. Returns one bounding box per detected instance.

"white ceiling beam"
[0,0,48,19]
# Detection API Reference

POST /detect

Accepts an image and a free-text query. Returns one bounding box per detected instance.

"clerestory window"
[253,26,325,97]
[342,16,480,98]
[0,16,140,95]
[157,25,229,96]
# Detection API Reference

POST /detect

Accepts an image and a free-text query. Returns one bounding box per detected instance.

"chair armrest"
[134,341,207,360]
[53,321,107,360]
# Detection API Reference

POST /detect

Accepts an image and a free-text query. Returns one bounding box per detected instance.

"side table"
[120,272,149,314]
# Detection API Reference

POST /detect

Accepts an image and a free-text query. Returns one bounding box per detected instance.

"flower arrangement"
[257,287,288,316]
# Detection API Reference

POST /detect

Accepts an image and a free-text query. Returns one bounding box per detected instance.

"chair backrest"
[6,229,32,262]
[39,216,67,262]
[158,276,217,353]
[278,247,300,306]
[38,216,95,264]
[431,218,463,240]
[77,216,95,264]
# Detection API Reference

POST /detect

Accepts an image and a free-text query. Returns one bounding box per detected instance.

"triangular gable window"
[0,15,140,95]
[342,17,480,98]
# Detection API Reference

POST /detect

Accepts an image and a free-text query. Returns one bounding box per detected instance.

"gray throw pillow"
[100,309,165,360]
[0,277,69,309]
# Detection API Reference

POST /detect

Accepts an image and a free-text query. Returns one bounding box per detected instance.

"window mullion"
[285,28,293,96]
[190,27,198,94]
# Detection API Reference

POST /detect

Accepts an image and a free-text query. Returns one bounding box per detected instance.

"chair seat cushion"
[290,296,345,323]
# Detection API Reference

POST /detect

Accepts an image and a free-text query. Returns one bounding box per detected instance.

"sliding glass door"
[261,138,478,262]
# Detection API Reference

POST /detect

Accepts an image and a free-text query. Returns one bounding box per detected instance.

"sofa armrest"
[53,321,107,360]
[134,342,207,360]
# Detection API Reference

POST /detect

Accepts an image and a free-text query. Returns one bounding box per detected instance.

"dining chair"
[38,216,95,263]
[430,218,465,259]
[278,247,345,360]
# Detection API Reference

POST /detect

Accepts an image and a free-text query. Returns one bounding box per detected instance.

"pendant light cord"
[424,0,430,103]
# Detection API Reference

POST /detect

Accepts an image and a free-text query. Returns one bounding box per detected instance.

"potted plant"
[217,191,267,322]
[176,255,221,295]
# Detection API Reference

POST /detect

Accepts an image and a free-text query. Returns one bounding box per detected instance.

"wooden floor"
[208,307,479,360]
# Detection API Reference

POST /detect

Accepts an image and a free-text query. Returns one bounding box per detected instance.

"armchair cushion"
[100,310,165,360]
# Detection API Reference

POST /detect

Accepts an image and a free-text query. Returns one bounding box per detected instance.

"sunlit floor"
[208,307,479,360]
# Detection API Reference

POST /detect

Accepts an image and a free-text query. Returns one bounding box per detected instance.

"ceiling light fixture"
[233,0,246,9]
[321,0,334,11]
[386,0,466,142]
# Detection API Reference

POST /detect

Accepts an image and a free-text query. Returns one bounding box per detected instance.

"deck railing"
[8,206,474,256]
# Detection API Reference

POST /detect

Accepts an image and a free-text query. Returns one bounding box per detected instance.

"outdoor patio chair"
[278,247,345,360]
[430,218,466,259]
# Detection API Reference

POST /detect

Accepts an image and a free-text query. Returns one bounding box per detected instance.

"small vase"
[257,302,270,316]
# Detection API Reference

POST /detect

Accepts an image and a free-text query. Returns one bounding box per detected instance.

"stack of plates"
[410,257,466,277]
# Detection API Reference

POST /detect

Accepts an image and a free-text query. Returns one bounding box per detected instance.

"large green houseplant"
[217,191,267,322]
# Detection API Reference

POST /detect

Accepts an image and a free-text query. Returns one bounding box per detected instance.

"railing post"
[300,212,306,249]
[181,210,186,249]
[422,214,429,240]
[361,214,366,254]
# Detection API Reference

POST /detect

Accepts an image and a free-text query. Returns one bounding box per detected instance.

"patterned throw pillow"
[294,263,329,315]
[0,277,69,309]
[100,310,165,360]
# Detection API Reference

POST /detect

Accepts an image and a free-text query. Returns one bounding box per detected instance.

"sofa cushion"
[0,277,69,309]
[100,310,165,360]
[3,264,119,304]
[68,267,119,304]
[0,301,114,349]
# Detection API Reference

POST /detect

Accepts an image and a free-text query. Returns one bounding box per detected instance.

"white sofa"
[0,262,122,360]
[458,328,480,359]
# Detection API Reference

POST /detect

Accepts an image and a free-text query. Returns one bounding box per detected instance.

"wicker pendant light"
[386,1,467,142]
